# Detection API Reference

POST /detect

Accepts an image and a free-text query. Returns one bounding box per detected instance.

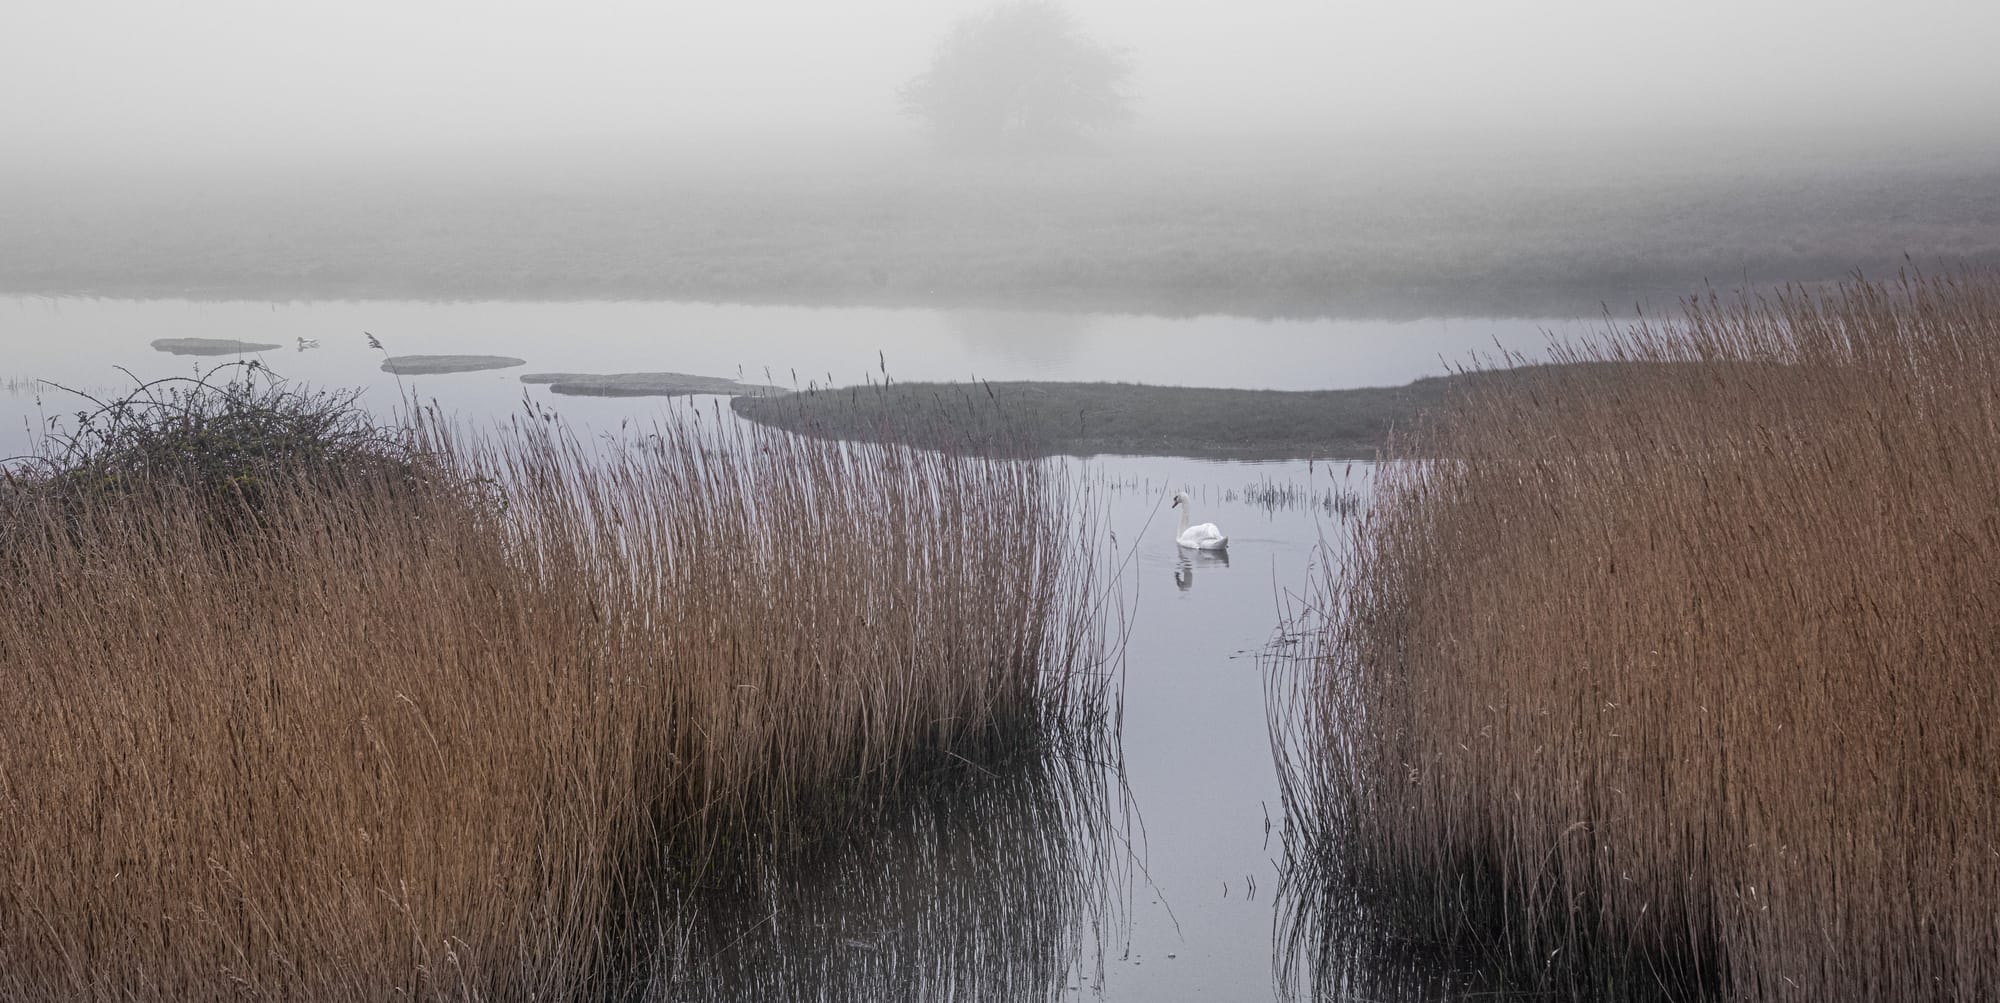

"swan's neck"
[1178,505,1190,536]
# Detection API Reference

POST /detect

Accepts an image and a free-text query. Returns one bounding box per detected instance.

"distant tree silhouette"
[900,2,1132,154]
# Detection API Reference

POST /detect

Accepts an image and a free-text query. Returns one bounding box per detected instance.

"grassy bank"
[0,375,1109,998]
[732,378,1450,460]
[1276,273,2000,1000]
[732,367,1659,460]
[5,152,1997,317]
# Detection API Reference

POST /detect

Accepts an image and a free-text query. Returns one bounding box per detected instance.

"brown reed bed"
[1273,272,2000,1001]
[0,386,1110,1000]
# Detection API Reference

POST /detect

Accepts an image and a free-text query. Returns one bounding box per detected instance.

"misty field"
[0,385,1108,999]
[5,146,1997,317]
[1276,273,2000,1000]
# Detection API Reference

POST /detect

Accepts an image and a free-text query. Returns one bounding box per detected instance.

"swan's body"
[1172,491,1228,550]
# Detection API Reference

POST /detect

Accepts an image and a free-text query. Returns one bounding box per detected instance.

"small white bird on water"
[1171,491,1228,550]
[296,337,320,351]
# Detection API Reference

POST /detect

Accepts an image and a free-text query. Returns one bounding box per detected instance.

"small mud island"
[151,338,283,356]
[379,355,527,375]
[521,372,783,398]
[731,369,1578,460]
[732,363,1716,460]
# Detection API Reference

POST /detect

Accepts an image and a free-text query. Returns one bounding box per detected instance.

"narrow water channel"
[1084,457,1361,999]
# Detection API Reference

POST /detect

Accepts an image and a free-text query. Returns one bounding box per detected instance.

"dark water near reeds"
[2,297,1568,1000]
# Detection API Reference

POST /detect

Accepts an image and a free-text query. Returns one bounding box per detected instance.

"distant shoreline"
[0,271,1946,323]
[6,160,1994,321]
[0,274,1689,321]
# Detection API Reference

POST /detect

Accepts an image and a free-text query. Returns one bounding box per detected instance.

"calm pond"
[3,297,1579,1000]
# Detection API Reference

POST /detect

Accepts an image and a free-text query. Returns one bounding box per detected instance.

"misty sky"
[6,0,1999,166]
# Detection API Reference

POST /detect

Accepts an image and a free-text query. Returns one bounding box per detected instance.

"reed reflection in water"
[658,749,1123,1002]
[1266,626,1562,1003]
[1272,850,1551,1003]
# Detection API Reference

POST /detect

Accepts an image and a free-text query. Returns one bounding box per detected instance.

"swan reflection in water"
[1175,547,1232,591]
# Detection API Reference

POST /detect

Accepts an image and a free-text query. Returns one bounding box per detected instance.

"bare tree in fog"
[899,1,1131,155]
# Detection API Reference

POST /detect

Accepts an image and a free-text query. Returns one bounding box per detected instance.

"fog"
[5,0,1998,317]
[7,0,1999,171]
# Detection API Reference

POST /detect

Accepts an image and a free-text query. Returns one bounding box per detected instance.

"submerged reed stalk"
[0,398,1108,1000]
[1277,273,2000,1001]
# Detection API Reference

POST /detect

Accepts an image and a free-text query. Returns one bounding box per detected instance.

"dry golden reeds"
[1276,273,2000,1001]
[0,400,1109,1000]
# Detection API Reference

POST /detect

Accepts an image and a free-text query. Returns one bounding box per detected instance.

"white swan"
[1172,491,1228,550]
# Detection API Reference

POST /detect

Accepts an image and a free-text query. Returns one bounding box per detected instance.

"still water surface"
[1090,460,1364,999]
[2,297,1542,999]
[3,298,1569,458]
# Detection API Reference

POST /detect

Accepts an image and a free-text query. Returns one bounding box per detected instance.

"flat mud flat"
[733,378,1443,460]
[380,355,527,375]
[150,338,283,356]
[521,372,784,397]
